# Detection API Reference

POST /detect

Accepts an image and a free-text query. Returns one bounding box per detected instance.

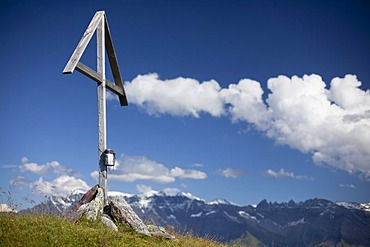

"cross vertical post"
[97,17,108,205]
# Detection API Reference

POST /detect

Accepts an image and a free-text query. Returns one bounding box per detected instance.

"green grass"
[0,213,226,247]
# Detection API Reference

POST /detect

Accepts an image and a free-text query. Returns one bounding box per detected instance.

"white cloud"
[220,79,270,128]
[218,168,246,178]
[124,73,224,118]
[10,176,30,188]
[162,187,181,196]
[30,175,90,196]
[20,159,74,176]
[106,90,117,101]
[265,75,370,179]
[136,184,153,194]
[21,157,28,164]
[339,183,356,189]
[170,167,207,179]
[125,73,370,179]
[91,154,207,184]
[191,163,204,167]
[266,168,311,180]
[13,158,90,196]
[11,174,90,197]
[329,75,370,111]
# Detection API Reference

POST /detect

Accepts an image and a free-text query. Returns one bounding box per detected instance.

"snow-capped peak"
[157,188,205,202]
[208,198,235,206]
[140,189,160,197]
[108,191,133,198]
[180,191,205,202]
[336,201,370,212]
[71,189,87,195]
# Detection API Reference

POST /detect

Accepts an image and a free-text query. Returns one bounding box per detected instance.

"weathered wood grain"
[104,16,128,106]
[63,11,104,74]
[76,62,125,98]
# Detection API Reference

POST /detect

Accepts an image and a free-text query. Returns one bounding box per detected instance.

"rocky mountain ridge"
[22,189,370,246]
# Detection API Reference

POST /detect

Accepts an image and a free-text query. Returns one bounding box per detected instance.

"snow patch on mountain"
[168,214,176,220]
[209,198,230,205]
[108,191,133,198]
[71,189,87,195]
[223,211,238,222]
[239,211,258,221]
[191,212,203,218]
[205,210,216,216]
[287,218,305,227]
[336,201,370,212]
[138,195,152,209]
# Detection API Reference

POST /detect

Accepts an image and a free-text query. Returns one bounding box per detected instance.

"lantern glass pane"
[106,153,115,166]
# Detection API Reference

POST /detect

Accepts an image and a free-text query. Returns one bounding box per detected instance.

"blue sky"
[1,0,369,209]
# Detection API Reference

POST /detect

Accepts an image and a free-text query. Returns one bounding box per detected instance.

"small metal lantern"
[104,149,116,166]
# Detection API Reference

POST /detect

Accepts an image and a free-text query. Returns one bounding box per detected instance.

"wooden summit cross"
[62,11,128,205]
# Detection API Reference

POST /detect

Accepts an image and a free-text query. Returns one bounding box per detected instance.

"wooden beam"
[62,11,104,74]
[76,62,125,98]
[104,16,128,106]
[97,17,108,206]
[75,62,101,83]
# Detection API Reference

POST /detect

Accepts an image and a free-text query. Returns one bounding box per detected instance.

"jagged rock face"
[69,185,99,214]
[80,187,104,221]
[23,191,370,246]
[101,214,118,232]
[66,187,104,223]
[108,197,150,236]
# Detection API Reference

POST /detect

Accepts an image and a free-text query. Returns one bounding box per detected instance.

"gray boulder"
[101,214,118,231]
[107,197,151,236]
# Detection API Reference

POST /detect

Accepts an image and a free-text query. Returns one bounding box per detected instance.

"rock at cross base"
[68,184,99,214]
[101,214,118,231]
[107,197,151,236]
[66,186,104,223]
[79,187,104,221]
[147,225,177,240]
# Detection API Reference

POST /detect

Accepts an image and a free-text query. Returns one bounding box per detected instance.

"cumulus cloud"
[136,184,153,194]
[91,154,207,183]
[218,168,246,178]
[15,158,90,196]
[20,158,74,176]
[12,174,90,197]
[220,78,270,128]
[170,167,207,179]
[30,175,90,196]
[10,176,30,188]
[125,73,370,179]
[125,73,224,117]
[266,168,312,180]
[106,90,117,101]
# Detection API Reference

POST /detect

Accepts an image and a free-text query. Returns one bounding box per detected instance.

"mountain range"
[22,188,370,246]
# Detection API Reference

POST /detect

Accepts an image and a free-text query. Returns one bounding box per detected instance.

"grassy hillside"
[0,213,225,247]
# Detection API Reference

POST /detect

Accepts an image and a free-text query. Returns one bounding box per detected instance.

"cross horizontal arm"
[76,62,128,106]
